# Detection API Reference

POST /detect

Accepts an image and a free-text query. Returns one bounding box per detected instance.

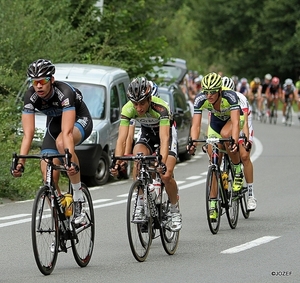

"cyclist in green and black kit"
[110,77,182,232]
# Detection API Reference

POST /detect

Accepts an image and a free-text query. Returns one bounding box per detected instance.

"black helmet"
[127,77,152,102]
[27,59,55,78]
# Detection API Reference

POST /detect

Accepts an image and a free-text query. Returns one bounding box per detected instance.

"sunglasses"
[31,77,51,86]
[203,90,219,95]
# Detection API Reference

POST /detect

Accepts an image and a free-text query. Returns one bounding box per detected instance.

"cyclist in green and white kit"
[110,77,181,232]
[187,72,244,220]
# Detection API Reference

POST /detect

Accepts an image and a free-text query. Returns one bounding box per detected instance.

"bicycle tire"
[71,183,95,267]
[240,186,250,219]
[206,167,221,234]
[225,164,239,229]
[286,104,292,126]
[160,186,179,255]
[273,108,277,124]
[127,180,152,262]
[31,186,58,275]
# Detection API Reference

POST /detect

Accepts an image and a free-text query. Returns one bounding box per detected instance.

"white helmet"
[265,73,272,80]
[285,78,293,86]
[222,76,235,90]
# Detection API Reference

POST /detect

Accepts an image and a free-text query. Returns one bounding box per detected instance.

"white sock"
[248,183,254,197]
[72,182,83,201]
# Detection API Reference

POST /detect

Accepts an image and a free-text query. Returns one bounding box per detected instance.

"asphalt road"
[1,112,300,283]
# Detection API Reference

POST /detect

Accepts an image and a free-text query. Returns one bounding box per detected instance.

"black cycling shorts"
[41,115,93,153]
[135,125,177,158]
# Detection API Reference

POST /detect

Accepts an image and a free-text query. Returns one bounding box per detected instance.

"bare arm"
[124,124,135,155]
[61,109,78,163]
[230,109,240,144]
[19,113,35,165]
[159,125,170,164]
[190,113,202,145]
[115,125,130,157]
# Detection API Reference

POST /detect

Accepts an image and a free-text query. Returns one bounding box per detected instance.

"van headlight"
[82,130,98,144]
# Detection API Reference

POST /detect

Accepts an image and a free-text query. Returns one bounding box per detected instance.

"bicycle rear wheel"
[127,180,152,262]
[286,104,292,126]
[240,186,250,219]
[31,186,58,275]
[225,166,239,229]
[160,187,179,255]
[71,183,95,267]
[206,167,221,234]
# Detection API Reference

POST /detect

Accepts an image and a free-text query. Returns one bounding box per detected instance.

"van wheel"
[178,140,192,162]
[85,151,110,186]
[178,151,192,162]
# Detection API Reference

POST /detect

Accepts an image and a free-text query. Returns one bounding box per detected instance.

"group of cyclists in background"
[187,72,300,125]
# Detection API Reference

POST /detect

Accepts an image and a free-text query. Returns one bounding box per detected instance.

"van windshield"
[70,82,106,119]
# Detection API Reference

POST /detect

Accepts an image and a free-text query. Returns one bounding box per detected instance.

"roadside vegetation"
[1,0,300,200]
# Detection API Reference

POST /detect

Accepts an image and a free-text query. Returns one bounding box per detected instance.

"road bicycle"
[189,137,243,234]
[239,174,251,219]
[268,99,277,124]
[111,149,179,262]
[250,95,258,121]
[11,149,95,275]
[284,98,293,126]
[259,95,268,123]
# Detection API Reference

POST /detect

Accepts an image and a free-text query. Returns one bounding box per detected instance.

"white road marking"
[221,236,281,254]
[0,214,30,220]
[186,176,203,180]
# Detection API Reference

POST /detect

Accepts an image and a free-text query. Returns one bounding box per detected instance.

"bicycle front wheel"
[206,167,221,234]
[225,167,239,229]
[127,180,152,262]
[31,186,58,276]
[286,105,292,126]
[71,183,95,267]
[160,187,179,255]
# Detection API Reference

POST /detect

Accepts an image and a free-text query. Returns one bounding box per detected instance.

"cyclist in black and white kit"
[12,59,93,225]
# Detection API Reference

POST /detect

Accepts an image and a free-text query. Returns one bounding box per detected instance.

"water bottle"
[148,183,156,202]
[221,172,228,190]
[63,193,73,217]
[153,179,161,204]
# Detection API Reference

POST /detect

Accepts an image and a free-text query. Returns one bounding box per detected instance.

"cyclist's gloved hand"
[67,162,80,176]
[243,141,252,152]
[11,163,24,177]
[118,161,128,179]
[158,162,167,175]
[109,163,120,178]
[187,143,197,155]
[229,142,239,153]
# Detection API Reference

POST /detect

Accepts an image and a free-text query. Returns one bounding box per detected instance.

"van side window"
[110,85,120,122]
[173,90,186,111]
[118,83,127,106]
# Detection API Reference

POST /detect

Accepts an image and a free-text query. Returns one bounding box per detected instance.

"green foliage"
[0,93,41,200]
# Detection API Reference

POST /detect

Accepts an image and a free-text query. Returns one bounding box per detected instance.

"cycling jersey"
[120,96,171,130]
[296,80,300,95]
[23,81,93,151]
[267,84,281,95]
[194,88,244,137]
[194,88,242,120]
[236,92,254,144]
[282,85,296,103]
[261,82,270,94]
[120,96,177,156]
[249,81,260,94]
